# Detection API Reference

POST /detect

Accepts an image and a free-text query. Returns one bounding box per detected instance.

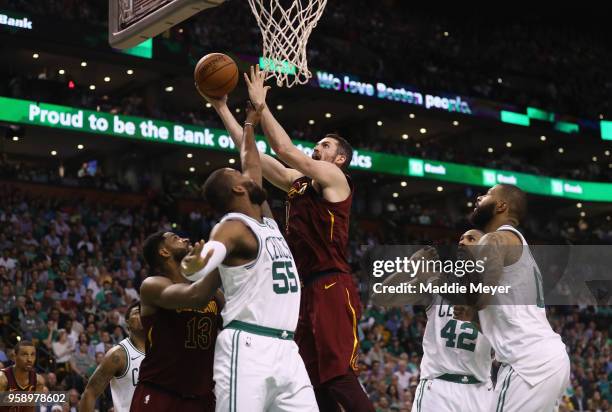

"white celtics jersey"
[218,213,301,332]
[479,225,567,386]
[110,338,143,412]
[420,295,492,383]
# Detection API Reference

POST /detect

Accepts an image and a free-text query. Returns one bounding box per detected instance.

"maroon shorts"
[130,382,215,412]
[296,273,362,387]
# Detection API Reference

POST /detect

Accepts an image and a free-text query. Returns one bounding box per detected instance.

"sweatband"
[182,241,227,282]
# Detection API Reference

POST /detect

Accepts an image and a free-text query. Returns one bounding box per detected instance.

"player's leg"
[214,329,267,412]
[464,381,495,412]
[492,360,570,412]
[269,341,318,412]
[295,286,321,387]
[129,382,175,411]
[322,371,375,412]
[411,379,463,412]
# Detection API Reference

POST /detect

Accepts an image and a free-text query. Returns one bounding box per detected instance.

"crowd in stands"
[0,175,610,410]
[4,0,610,119]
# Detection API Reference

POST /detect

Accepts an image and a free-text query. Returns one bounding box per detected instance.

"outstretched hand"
[201,93,228,109]
[180,240,214,277]
[244,65,271,108]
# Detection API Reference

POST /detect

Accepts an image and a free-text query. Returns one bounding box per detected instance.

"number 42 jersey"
[218,213,301,333]
[420,295,493,383]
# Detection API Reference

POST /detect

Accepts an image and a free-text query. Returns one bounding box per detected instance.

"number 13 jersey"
[420,295,493,383]
[218,213,301,333]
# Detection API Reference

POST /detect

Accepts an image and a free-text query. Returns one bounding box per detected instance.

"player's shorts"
[296,272,361,386]
[214,321,318,412]
[130,381,215,412]
[492,359,570,412]
[411,375,494,412]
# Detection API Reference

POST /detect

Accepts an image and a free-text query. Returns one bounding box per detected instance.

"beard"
[469,202,495,230]
[312,151,321,160]
[243,181,267,205]
[173,247,189,263]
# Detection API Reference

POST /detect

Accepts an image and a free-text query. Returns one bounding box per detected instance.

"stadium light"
[189,167,195,172]
[415,143,421,148]
[467,202,473,207]
[77,144,84,150]
[506,142,512,148]
[409,113,415,119]
[165,86,174,92]
[400,181,407,187]
[276,105,283,110]
[81,61,87,67]
[12,136,19,142]
[580,211,586,217]
[184,180,189,185]
[235,108,241,113]
[127,69,134,75]
[576,203,582,208]
[104,76,111,82]
[325,113,332,118]
[308,119,315,125]
[392,192,399,198]
[419,128,427,134]
[497,78,503,84]
[58,69,65,75]
[487,147,494,153]
[205,102,212,108]
[229,158,236,164]
[558,147,564,154]
[357,104,364,110]
[89,85,96,90]
[377,121,383,126]
[452,120,459,126]
[51,150,57,156]
[402,134,409,140]
[444,31,449,37]
[540,135,546,141]
[32,53,39,59]
[436,186,444,192]
[186,153,193,158]
[600,114,604,120]
[592,156,598,162]
[605,150,610,156]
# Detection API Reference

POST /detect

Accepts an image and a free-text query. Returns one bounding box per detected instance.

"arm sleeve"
[182,241,227,282]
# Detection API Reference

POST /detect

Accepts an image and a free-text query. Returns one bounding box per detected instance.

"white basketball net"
[247,0,327,88]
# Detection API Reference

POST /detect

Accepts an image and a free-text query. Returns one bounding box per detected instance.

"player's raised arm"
[239,99,274,219]
[245,65,349,196]
[141,241,221,309]
[79,345,127,412]
[202,94,302,192]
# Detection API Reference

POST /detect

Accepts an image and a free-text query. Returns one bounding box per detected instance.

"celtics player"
[79,300,144,412]
[185,97,317,411]
[469,184,570,412]
[371,230,493,412]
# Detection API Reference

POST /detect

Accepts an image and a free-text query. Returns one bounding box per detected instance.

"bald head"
[202,168,238,214]
[496,184,527,222]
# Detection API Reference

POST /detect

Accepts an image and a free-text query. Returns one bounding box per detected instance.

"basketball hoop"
[247,0,327,88]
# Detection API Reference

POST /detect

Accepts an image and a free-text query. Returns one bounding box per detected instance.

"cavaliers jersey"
[218,213,301,332]
[285,175,353,279]
[109,338,143,412]
[420,296,492,383]
[479,225,568,386]
[0,366,36,412]
[138,295,221,397]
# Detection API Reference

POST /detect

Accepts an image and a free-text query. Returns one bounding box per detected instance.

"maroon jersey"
[1,366,36,412]
[137,296,221,398]
[285,175,353,280]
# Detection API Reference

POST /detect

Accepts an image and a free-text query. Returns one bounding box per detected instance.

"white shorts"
[492,359,570,412]
[411,378,494,412]
[214,327,318,412]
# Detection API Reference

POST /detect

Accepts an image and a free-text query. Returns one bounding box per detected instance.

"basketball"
[194,53,239,98]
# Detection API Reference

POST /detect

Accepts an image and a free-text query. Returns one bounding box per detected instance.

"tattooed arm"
[78,345,127,412]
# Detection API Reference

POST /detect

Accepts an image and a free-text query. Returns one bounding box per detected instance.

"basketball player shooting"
[188,98,318,411]
[204,65,374,412]
[79,300,145,412]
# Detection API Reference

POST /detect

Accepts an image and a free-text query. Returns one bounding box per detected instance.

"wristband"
[244,122,255,129]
